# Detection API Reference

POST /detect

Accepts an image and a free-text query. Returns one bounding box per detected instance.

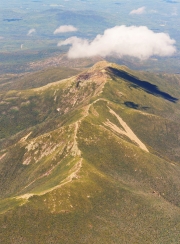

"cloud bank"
[54,25,77,34]
[27,28,36,36]
[58,25,176,60]
[130,7,146,15]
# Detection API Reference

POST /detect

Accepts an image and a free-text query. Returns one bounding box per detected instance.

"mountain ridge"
[0,61,180,243]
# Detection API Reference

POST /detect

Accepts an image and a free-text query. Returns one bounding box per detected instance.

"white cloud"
[50,4,64,7]
[149,9,158,14]
[58,25,176,60]
[130,7,146,15]
[54,25,77,34]
[27,28,36,36]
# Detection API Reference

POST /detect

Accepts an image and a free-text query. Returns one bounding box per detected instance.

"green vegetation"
[0,66,81,91]
[0,61,180,243]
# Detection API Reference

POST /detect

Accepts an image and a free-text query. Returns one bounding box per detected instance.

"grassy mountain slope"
[0,66,81,91]
[0,61,180,243]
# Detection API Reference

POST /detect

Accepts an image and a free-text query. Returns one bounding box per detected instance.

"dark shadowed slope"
[107,67,178,103]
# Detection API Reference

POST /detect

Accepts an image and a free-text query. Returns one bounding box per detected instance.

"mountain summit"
[0,62,180,243]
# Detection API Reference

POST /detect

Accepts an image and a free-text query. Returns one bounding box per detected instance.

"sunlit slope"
[0,61,180,243]
[0,66,81,91]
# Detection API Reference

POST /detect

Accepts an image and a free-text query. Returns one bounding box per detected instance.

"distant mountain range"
[0,61,180,243]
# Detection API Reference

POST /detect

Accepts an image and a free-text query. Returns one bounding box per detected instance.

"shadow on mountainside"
[107,67,178,103]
